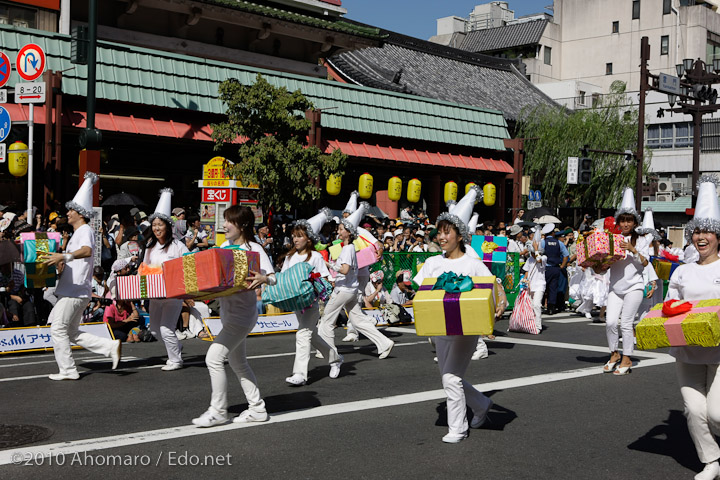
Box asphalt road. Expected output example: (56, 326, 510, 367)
(0, 312, 703, 479)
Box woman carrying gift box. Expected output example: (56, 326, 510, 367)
(596, 188, 651, 375)
(192, 205, 275, 428)
(319, 202, 395, 371)
(281, 208, 343, 386)
(143, 188, 190, 371)
(414, 185, 507, 444)
(665, 175, 720, 480)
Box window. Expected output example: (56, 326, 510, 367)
(606, 63, 613, 75)
(708, 38, 720, 66)
(544, 46, 551, 65)
(647, 125, 660, 148)
(632, 0, 640, 20)
(660, 124, 674, 148)
(663, 0, 672, 14)
(675, 122, 692, 148)
(661, 35, 669, 55)
(647, 122, 695, 149)
(612, 21, 619, 33)
(0, 4, 36, 29)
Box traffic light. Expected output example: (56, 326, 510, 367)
(578, 157, 592, 184)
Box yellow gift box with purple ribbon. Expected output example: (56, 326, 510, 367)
(413, 274, 497, 336)
(636, 300, 720, 350)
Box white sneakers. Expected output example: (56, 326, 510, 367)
(378, 342, 394, 359)
(470, 400, 493, 429)
(695, 461, 720, 480)
(48, 372, 80, 381)
(442, 432, 468, 444)
(285, 373, 306, 386)
(161, 361, 183, 371)
(110, 340, 122, 370)
(471, 349, 489, 360)
(342, 333, 359, 342)
(234, 409, 268, 423)
(329, 355, 344, 379)
(192, 410, 229, 428)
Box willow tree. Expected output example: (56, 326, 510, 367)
(517, 81, 650, 208)
(212, 74, 347, 213)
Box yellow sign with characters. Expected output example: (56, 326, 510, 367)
(203, 156, 231, 187)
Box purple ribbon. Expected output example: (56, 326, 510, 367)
(442, 292, 464, 335)
(418, 283, 493, 291)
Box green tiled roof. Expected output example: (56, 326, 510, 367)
(0, 26, 509, 150)
(641, 196, 694, 213)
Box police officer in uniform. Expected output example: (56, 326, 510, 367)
(542, 224, 569, 315)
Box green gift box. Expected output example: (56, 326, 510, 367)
(24, 262, 57, 288)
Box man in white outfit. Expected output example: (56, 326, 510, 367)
(45, 172, 122, 380)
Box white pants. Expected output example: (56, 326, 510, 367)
(149, 298, 184, 366)
(205, 310, 264, 417)
(677, 361, 720, 464)
(529, 288, 544, 332)
(319, 289, 393, 353)
(293, 304, 340, 380)
(50, 297, 116, 375)
(346, 273, 371, 337)
(435, 335, 492, 435)
(605, 289, 643, 355)
(475, 337, 488, 356)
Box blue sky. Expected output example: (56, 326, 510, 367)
(341, 1, 553, 40)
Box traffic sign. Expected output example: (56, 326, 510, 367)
(16, 43, 45, 81)
(567, 156, 578, 185)
(658, 73, 680, 95)
(0, 106, 11, 143)
(0, 90, 6, 104)
(527, 200, 542, 209)
(0, 52, 11, 88)
(528, 190, 536, 201)
(0, 143, 6, 163)
(535, 190, 542, 201)
(14, 82, 45, 103)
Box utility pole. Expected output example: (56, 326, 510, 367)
(636, 37, 650, 212)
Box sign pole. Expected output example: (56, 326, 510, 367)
(27, 103, 33, 220)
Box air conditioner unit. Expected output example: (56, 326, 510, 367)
(672, 181, 687, 194)
(656, 193, 674, 202)
(658, 181, 672, 192)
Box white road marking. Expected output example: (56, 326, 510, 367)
(0, 355, 674, 465)
(545, 318, 595, 324)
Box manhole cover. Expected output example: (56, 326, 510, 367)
(0, 424, 54, 449)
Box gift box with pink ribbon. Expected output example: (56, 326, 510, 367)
(575, 230, 626, 268)
(636, 300, 720, 350)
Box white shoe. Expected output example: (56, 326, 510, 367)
(342, 334, 359, 342)
(176, 330, 191, 340)
(470, 400, 494, 429)
(315, 350, 324, 359)
(192, 409, 228, 428)
(695, 461, 720, 480)
(433, 356, 438, 363)
(49, 372, 80, 381)
(442, 432, 468, 444)
(378, 342, 394, 359)
(584, 312, 593, 320)
(161, 362, 183, 371)
(471, 349, 489, 360)
(285, 373, 306, 386)
(110, 339, 122, 370)
(329, 355, 344, 379)
(233, 409, 268, 423)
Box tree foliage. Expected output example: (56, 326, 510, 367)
(517, 81, 650, 208)
(211, 74, 346, 213)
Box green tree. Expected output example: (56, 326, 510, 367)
(212, 74, 347, 213)
(517, 81, 650, 208)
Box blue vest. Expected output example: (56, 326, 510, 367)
(545, 236, 563, 267)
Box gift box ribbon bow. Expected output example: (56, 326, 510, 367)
(431, 273, 476, 293)
(662, 299, 692, 317)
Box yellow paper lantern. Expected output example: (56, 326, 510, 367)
(483, 183, 496, 206)
(444, 181, 458, 204)
(8, 141, 28, 177)
(358, 173, 373, 199)
(465, 182, 477, 195)
(407, 178, 421, 203)
(326, 174, 342, 196)
(388, 176, 402, 202)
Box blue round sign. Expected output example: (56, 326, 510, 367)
(0, 106, 11, 143)
(536, 190, 542, 201)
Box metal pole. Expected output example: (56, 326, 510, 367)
(636, 37, 649, 211)
(27, 103, 34, 220)
(692, 108, 702, 204)
(87, 0, 97, 131)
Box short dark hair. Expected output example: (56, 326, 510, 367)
(225, 205, 255, 243)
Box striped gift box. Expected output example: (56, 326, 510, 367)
(117, 274, 166, 300)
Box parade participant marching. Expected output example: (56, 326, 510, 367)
(319, 202, 394, 368)
(192, 205, 275, 427)
(523, 225, 547, 333)
(282, 208, 343, 385)
(636, 208, 662, 319)
(598, 188, 650, 375)
(414, 187, 506, 443)
(45, 172, 122, 380)
(143, 189, 189, 371)
(665, 176, 720, 480)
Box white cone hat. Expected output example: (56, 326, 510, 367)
(686, 175, 720, 242)
(148, 188, 174, 225)
(341, 201, 369, 237)
(343, 190, 359, 214)
(614, 187, 640, 223)
(446, 199, 457, 212)
(297, 207, 332, 244)
(637, 208, 661, 240)
(467, 213, 479, 233)
(66, 172, 98, 219)
(436, 185, 480, 242)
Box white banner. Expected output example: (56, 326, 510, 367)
(0, 322, 113, 354)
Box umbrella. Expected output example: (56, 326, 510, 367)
(522, 207, 554, 221)
(591, 219, 605, 228)
(535, 215, 561, 224)
(0, 240, 20, 265)
(516, 221, 537, 227)
(101, 192, 147, 207)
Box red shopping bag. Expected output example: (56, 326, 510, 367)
(508, 289, 539, 335)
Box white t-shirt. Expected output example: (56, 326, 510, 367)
(185, 228, 209, 253)
(56, 223, 95, 298)
(143, 238, 189, 266)
(414, 253, 491, 286)
(507, 238, 522, 254)
(218, 240, 274, 326)
(609, 234, 651, 295)
(666, 261, 720, 364)
(364, 281, 392, 305)
(281, 250, 330, 279)
(333, 244, 358, 293)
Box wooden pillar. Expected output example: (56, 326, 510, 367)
(78, 149, 100, 205)
(428, 174, 442, 220)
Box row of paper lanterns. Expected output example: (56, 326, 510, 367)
(326, 173, 496, 206)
